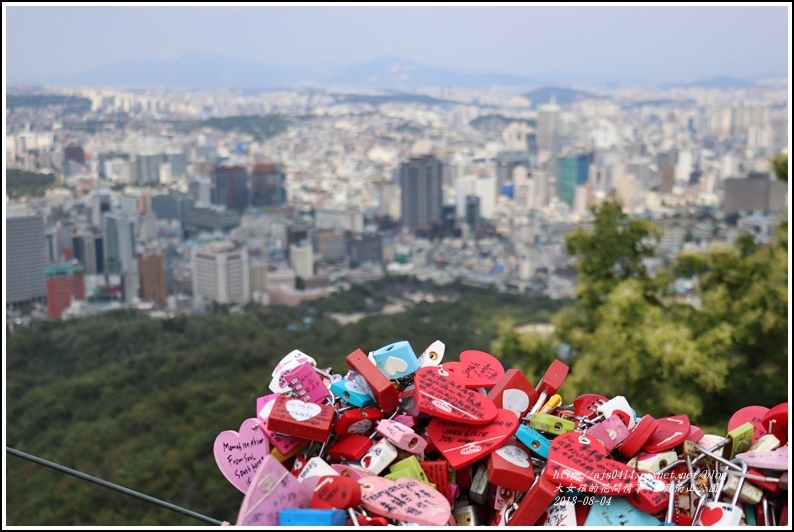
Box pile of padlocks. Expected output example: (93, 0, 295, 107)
(213, 340, 789, 526)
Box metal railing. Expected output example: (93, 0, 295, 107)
(6, 447, 224, 526)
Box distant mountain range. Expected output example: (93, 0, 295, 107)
(15, 52, 781, 93)
(48, 53, 538, 89)
(522, 86, 604, 107)
(661, 77, 758, 90)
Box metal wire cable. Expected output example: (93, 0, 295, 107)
(6, 446, 224, 526)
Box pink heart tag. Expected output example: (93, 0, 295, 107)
(236, 455, 310, 526)
(359, 475, 451, 526)
(544, 432, 639, 495)
(735, 446, 788, 470)
(443, 350, 505, 388)
(428, 409, 519, 469)
(414, 366, 497, 424)
(213, 418, 271, 493)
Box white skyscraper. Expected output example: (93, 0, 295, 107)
(192, 241, 250, 305)
(537, 101, 561, 159)
(289, 242, 314, 280)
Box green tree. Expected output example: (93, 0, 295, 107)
(564, 195, 662, 314)
(770, 152, 788, 182)
(502, 195, 788, 425)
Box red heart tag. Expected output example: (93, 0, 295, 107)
(442, 350, 505, 388)
(428, 409, 519, 469)
(728, 406, 769, 445)
(359, 475, 451, 526)
(311, 475, 361, 510)
(643, 415, 690, 452)
(414, 366, 497, 424)
(700, 506, 724, 526)
(544, 432, 639, 495)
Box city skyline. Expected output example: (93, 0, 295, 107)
(4, 3, 791, 87)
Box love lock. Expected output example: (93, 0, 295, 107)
(694, 459, 749, 526)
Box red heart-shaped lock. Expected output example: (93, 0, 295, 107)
(643, 415, 690, 452)
(414, 366, 497, 424)
(544, 432, 639, 495)
(358, 475, 451, 526)
(428, 409, 519, 469)
(728, 406, 769, 445)
(761, 403, 787, 445)
(311, 475, 362, 509)
(442, 350, 505, 388)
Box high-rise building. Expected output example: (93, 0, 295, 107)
(723, 174, 788, 214)
(165, 150, 187, 179)
(348, 234, 383, 268)
(102, 212, 139, 301)
(289, 242, 314, 280)
(558, 153, 592, 205)
(211, 165, 250, 213)
(537, 101, 561, 158)
(72, 229, 102, 274)
(63, 144, 85, 165)
(251, 163, 287, 208)
(192, 241, 250, 305)
(313, 230, 347, 262)
(135, 153, 164, 186)
(399, 155, 443, 232)
(45, 262, 85, 319)
(138, 252, 166, 305)
(6, 205, 47, 304)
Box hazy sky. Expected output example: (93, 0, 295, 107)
(4, 4, 791, 85)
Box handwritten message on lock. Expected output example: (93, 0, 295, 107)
(442, 350, 505, 388)
(415, 367, 497, 424)
(213, 418, 270, 493)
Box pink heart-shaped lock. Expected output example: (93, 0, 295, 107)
(235, 455, 310, 525)
(213, 418, 271, 493)
(358, 475, 451, 526)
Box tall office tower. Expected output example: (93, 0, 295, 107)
(192, 241, 250, 305)
(495, 152, 531, 189)
(165, 150, 187, 179)
(722, 174, 789, 214)
(348, 234, 383, 268)
(313, 230, 347, 262)
(6, 205, 47, 304)
(72, 229, 102, 274)
(465, 195, 481, 230)
(135, 152, 164, 186)
(399, 155, 443, 232)
(558, 153, 592, 205)
(211, 165, 250, 213)
(45, 263, 85, 319)
(102, 212, 139, 301)
(251, 163, 287, 208)
(189, 176, 212, 206)
(91, 190, 112, 228)
(63, 144, 85, 165)
(660, 164, 676, 194)
(537, 101, 561, 159)
(289, 242, 314, 280)
(138, 251, 166, 305)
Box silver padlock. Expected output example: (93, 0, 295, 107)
(469, 462, 490, 505)
(693, 459, 748, 526)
